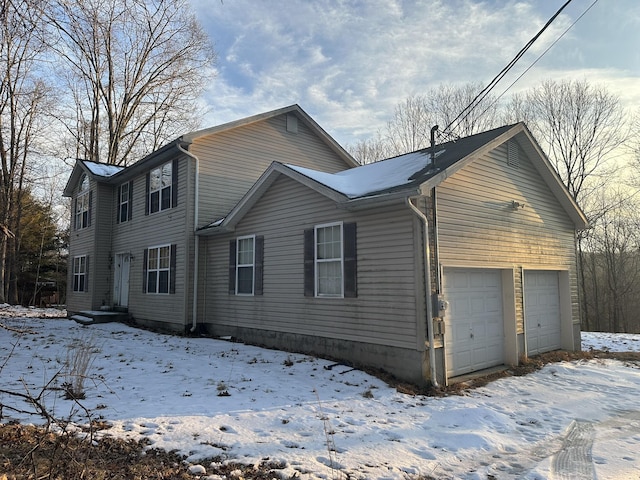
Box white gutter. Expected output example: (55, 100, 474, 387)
(176, 143, 200, 333)
(406, 196, 439, 388)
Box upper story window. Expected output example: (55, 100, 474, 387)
(117, 181, 133, 223)
(146, 161, 176, 214)
(304, 222, 357, 298)
(74, 174, 91, 230)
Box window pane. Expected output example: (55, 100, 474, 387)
(159, 246, 170, 269)
(120, 184, 129, 202)
(150, 191, 159, 213)
(318, 261, 342, 295)
(147, 271, 157, 293)
(162, 163, 172, 187)
(237, 266, 254, 294)
(161, 186, 171, 210)
(317, 225, 341, 260)
(150, 168, 161, 191)
(158, 271, 169, 294)
(148, 248, 158, 269)
(237, 238, 254, 265)
(120, 204, 128, 222)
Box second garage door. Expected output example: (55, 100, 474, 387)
(524, 270, 561, 355)
(443, 268, 505, 377)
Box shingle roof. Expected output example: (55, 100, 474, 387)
(287, 124, 516, 199)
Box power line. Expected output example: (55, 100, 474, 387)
(441, 0, 581, 138)
(485, 0, 599, 112)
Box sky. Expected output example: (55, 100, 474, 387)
(188, 0, 640, 147)
(2, 307, 640, 479)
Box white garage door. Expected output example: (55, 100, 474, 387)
(524, 270, 561, 355)
(443, 268, 504, 377)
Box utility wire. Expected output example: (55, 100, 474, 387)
(441, 0, 576, 138)
(476, 0, 599, 120)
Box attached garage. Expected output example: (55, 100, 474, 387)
(524, 270, 562, 355)
(443, 268, 505, 377)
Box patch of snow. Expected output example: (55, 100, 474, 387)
(1, 315, 639, 479)
(83, 160, 124, 177)
(287, 149, 443, 199)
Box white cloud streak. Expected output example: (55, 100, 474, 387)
(190, 0, 640, 145)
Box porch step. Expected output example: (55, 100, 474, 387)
(71, 310, 130, 325)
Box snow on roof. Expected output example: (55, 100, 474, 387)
(83, 160, 124, 178)
(287, 149, 443, 199)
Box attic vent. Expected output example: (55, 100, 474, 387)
(507, 140, 519, 168)
(286, 114, 298, 134)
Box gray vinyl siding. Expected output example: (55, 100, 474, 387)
(111, 158, 193, 329)
(66, 178, 95, 312)
(91, 183, 115, 309)
(203, 175, 422, 350)
(192, 114, 352, 228)
(436, 141, 580, 332)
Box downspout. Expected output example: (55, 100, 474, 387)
(430, 125, 442, 296)
(176, 143, 200, 333)
(407, 196, 439, 388)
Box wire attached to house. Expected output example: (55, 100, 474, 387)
(440, 0, 586, 140)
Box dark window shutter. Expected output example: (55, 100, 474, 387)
(145, 173, 150, 215)
(73, 198, 78, 230)
(303, 229, 315, 297)
(171, 159, 178, 208)
(170, 244, 177, 294)
(116, 185, 121, 224)
(343, 222, 357, 298)
(254, 236, 264, 296)
(228, 240, 237, 294)
(127, 181, 133, 220)
(84, 255, 90, 292)
(87, 191, 93, 227)
(143, 248, 148, 293)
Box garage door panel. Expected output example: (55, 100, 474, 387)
(525, 271, 561, 356)
(444, 268, 504, 377)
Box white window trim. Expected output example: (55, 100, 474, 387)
(315, 221, 344, 298)
(72, 255, 86, 292)
(236, 235, 255, 296)
(147, 244, 171, 294)
(119, 182, 130, 222)
(149, 162, 172, 214)
(75, 175, 90, 229)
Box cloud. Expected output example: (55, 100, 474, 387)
(190, 0, 640, 145)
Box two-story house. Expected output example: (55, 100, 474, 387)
(64, 106, 587, 386)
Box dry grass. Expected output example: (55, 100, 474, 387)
(1, 350, 638, 479)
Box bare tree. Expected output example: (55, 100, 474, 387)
(581, 189, 640, 333)
(0, 0, 52, 303)
(428, 82, 501, 139)
(347, 134, 393, 165)
(381, 83, 502, 158)
(524, 79, 628, 205)
(47, 0, 216, 166)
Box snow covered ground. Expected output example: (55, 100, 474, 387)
(1, 305, 639, 479)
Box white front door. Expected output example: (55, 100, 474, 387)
(443, 268, 505, 377)
(524, 270, 561, 355)
(113, 253, 130, 307)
